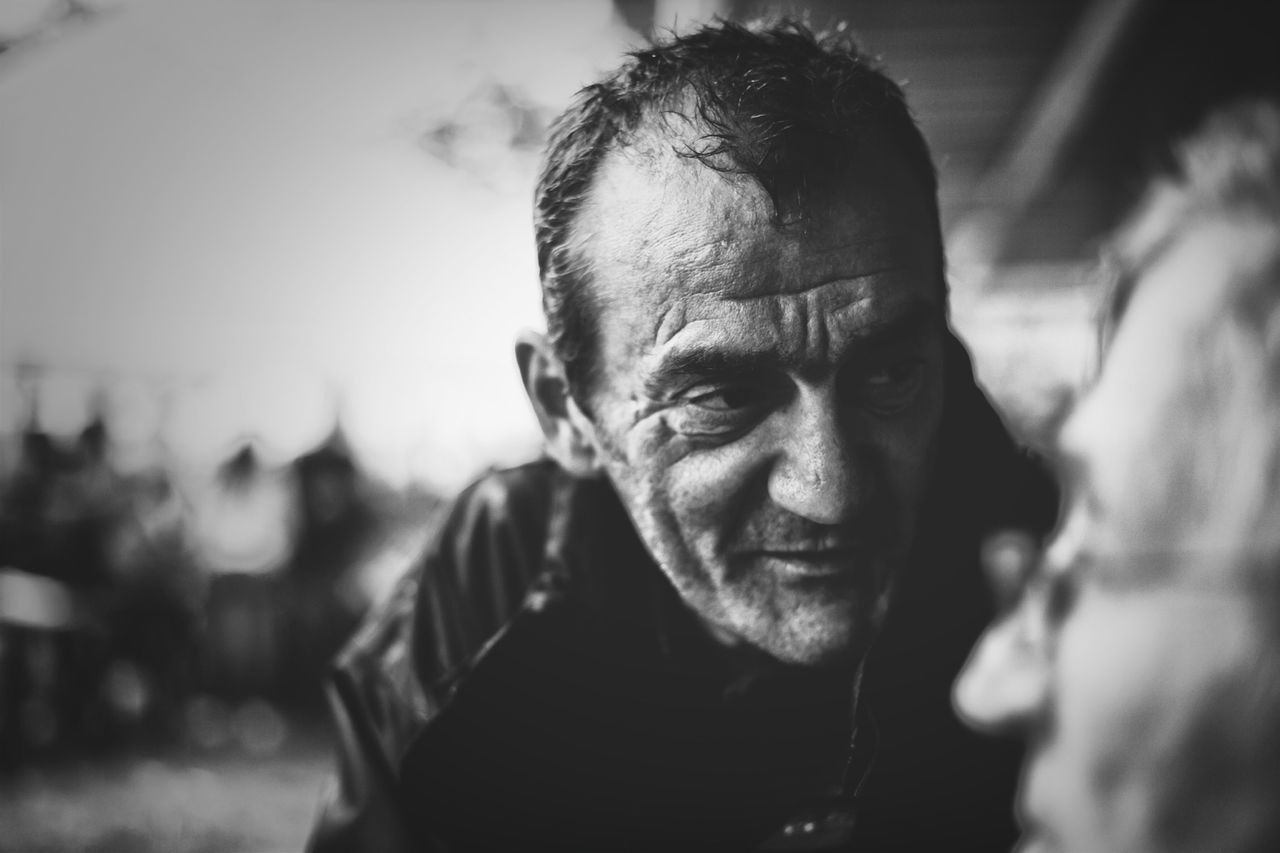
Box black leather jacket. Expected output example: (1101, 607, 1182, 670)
(306, 334, 1057, 852)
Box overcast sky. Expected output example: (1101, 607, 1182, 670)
(1, 0, 635, 488)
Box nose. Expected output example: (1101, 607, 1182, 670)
(766, 389, 871, 525)
(953, 591, 1052, 734)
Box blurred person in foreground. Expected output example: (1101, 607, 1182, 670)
(955, 99, 1280, 853)
(309, 19, 1054, 852)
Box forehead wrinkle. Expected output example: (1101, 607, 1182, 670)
(728, 273, 902, 308)
(647, 288, 910, 386)
(716, 231, 928, 301)
(831, 286, 942, 334)
(653, 302, 689, 347)
(799, 289, 823, 361)
(651, 279, 930, 361)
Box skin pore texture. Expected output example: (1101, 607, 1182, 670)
(563, 138, 945, 668)
(955, 220, 1280, 853)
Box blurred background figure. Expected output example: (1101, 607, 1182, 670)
(956, 99, 1280, 853)
(2, 0, 1278, 850)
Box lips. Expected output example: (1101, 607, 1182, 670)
(751, 547, 864, 580)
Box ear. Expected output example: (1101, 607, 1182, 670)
(515, 330, 603, 477)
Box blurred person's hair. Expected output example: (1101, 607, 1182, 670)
(1100, 99, 1280, 578)
(1098, 99, 1280, 853)
(532, 18, 941, 401)
(1104, 100, 1280, 340)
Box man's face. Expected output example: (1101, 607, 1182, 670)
(955, 222, 1280, 853)
(570, 142, 945, 667)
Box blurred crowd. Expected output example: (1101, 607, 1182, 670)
(0, 379, 443, 768)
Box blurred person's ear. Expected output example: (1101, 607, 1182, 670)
(516, 330, 603, 477)
(981, 529, 1041, 613)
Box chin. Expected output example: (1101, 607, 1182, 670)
(755, 617, 871, 669)
(784, 643, 865, 670)
(696, 578, 883, 668)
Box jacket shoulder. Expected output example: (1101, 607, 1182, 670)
(308, 460, 563, 853)
(411, 458, 560, 687)
(332, 459, 560, 762)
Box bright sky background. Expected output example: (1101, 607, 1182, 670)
(1, 0, 637, 489)
(0, 0, 1098, 491)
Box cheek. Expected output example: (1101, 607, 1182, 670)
(663, 433, 768, 531)
(1053, 598, 1168, 766)
(610, 413, 775, 548)
(1043, 594, 1259, 850)
(1025, 602, 1162, 852)
(1039, 591, 1269, 850)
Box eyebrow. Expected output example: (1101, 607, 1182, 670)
(843, 298, 941, 348)
(644, 298, 941, 398)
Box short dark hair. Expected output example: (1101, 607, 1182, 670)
(533, 18, 942, 401)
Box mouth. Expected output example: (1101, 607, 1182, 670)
(751, 548, 865, 581)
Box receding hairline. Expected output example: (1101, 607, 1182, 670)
(564, 110, 944, 279)
(531, 18, 946, 402)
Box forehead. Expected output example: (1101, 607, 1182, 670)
(580, 137, 933, 288)
(1057, 221, 1273, 560)
(574, 139, 940, 368)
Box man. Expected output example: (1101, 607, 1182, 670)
(310, 20, 1053, 852)
(955, 99, 1280, 853)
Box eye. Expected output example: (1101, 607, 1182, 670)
(855, 357, 926, 413)
(686, 384, 759, 412)
(669, 381, 776, 437)
(866, 358, 921, 386)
